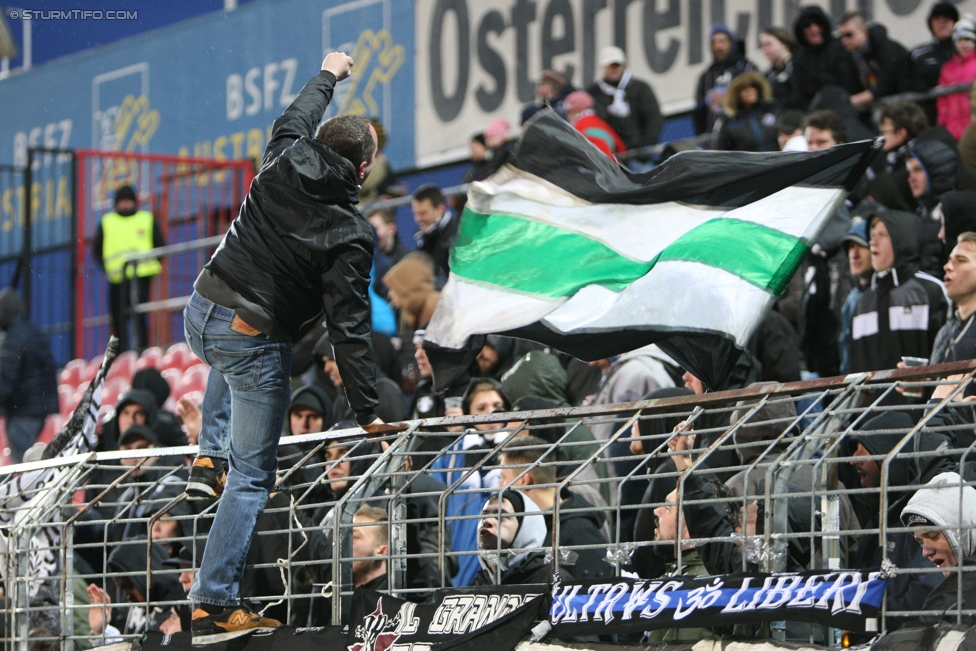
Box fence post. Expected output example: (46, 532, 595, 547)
(22, 149, 33, 316)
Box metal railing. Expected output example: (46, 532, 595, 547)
(11, 366, 976, 649)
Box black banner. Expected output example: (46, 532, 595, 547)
(348, 585, 548, 651)
(549, 570, 887, 635)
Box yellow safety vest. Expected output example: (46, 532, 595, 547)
(100, 210, 162, 284)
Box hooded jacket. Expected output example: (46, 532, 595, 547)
(473, 491, 554, 586)
(902, 472, 976, 626)
(791, 6, 860, 110)
(287, 383, 335, 433)
(902, 471, 976, 563)
(98, 388, 160, 453)
(0, 289, 58, 419)
(912, 139, 959, 214)
(106, 539, 183, 634)
(849, 211, 948, 372)
(713, 71, 779, 152)
(193, 70, 379, 425)
(849, 412, 952, 621)
(693, 42, 759, 135)
(479, 335, 520, 380)
(588, 345, 676, 442)
(724, 393, 860, 567)
(131, 368, 186, 448)
(382, 252, 440, 330)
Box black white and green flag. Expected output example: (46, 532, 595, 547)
(425, 112, 878, 390)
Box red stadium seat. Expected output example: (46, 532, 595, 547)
(83, 355, 104, 383)
(38, 414, 63, 445)
(59, 359, 87, 389)
(177, 370, 207, 401)
(66, 382, 89, 417)
(101, 377, 130, 408)
(161, 368, 183, 397)
(58, 385, 74, 417)
(137, 346, 164, 371)
(182, 364, 208, 387)
(106, 351, 138, 383)
(162, 343, 193, 372)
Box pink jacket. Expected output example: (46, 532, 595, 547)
(937, 50, 976, 140)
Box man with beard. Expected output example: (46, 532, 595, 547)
(351, 505, 389, 590)
(646, 487, 717, 643)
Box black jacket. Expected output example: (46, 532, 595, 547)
(586, 75, 664, 149)
(415, 213, 458, 289)
(0, 290, 58, 419)
(693, 53, 759, 135)
(194, 70, 379, 425)
(791, 6, 860, 110)
(332, 377, 406, 425)
(849, 210, 948, 372)
(910, 37, 956, 93)
(106, 538, 184, 635)
(914, 559, 976, 627)
(471, 552, 556, 587)
(849, 412, 953, 621)
(766, 59, 801, 111)
(543, 491, 612, 580)
(852, 24, 910, 99)
(713, 103, 779, 152)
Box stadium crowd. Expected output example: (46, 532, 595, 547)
(13, 2, 976, 647)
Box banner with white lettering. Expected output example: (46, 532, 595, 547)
(549, 571, 887, 635)
(347, 585, 548, 651)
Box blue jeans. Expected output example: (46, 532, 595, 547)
(183, 291, 292, 607)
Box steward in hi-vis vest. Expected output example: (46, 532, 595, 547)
(92, 185, 165, 351)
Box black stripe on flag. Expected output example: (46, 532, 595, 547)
(513, 110, 880, 209)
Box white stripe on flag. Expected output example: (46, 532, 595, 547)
(470, 167, 844, 262)
(428, 261, 771, 350)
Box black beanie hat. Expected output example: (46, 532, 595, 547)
(114, 185, 137, 205)
(930, 2, 960, 29)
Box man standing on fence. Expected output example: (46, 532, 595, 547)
(182, 52, 384, 644)
(92, 185, 165, 352)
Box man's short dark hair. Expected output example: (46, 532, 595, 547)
(365, 207, 396, 225)
(880, 102, 929, 140)
(775, 109, 806, 135)
(499, 435, 557, 485)
(412, 184, 445, 207)
(314, 115, 376, 169)
(802, 110, 848, 144)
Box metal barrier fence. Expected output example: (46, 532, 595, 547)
(6, 361, 976, 650)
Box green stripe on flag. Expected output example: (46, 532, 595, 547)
(450, 208, 808, 297)
(658, 218, 808, 295)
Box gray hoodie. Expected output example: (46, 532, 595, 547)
(902, 471, 976, 564)
(478, 491, 547, 578)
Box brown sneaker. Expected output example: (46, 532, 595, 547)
(186, 457, 227, 497)
(191, 605, 280, 645)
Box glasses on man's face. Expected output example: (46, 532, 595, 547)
(839, 31, 855, 39)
